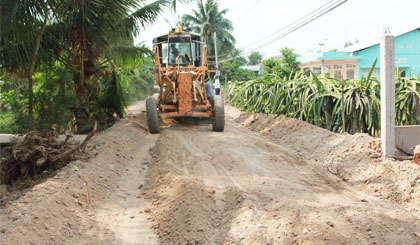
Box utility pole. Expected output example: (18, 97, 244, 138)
(341, 78, 346, 132)
(214, 32, 219, 72)
(380, 32, 395, 156)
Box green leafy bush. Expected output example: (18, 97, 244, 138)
(33, 64, 77, 132)
(0, 59, 155, 134)
(229, 64, 420, 136)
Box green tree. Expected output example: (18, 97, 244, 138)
(218, 48, 251, 81)
(279, 47, 300, 77)
(165, 15, 193, 29)
(183, 0, 235, 57)
(52, 0, 170, 131)
(169, 0, 194, 11)
(260, 48, 300, 79)
(227, 48, 248, 65)
(1, 0, 182, 132)
(219, 61, 256, 82)
(262, 59, 287, 78)
(1, 0, 52, 131)
(248, 52, 262, 65)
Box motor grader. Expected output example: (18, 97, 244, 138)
(146, 26, 224, 134)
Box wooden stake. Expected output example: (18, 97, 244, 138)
(84, 181, 91, 204)
(78, 174, 91, 205)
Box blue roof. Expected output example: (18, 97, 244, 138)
(320, 51, 352, 60)
(345, 27, 420, 52)
(299, 51, 358, 63)
(298, 53, 319, 63)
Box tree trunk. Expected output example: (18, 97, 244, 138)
(73, 71, 90, 133)
(72, 59, 96, 133)
(325, 100, 333, 130)
(28, 6, 49, 131)
(350, 108, 361, 134)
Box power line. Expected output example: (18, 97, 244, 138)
(214, 0, 340, 60)
(243, 0, 338, 51)
(222, 0, 347, 63)
(214, 0, 343, 61)
(236, 0, 263, 22)
(218, 0, 348, 64)
(247, 0, 348, 53)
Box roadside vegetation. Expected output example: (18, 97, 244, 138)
(2, 0, 417, 139)
(0, 53, 155, 134)
(0, 0, 252, 134)
(0, 0, 185, 134)
(229, 61, 420, 135)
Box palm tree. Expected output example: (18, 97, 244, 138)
(164, 15, 193, 30)
(1, 0, 52, 131)
(2, 0, 193, 131)
(50, 0, 171, 130)
(182, 0, 235, 58)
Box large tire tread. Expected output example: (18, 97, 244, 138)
(146, 96, 160, 134)
(212, 95, 225, 132)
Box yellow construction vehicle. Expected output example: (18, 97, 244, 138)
(146, 26, 224, 133)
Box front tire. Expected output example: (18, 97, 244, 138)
(146, 96, 160, 134)
(212, 95, 225, 132)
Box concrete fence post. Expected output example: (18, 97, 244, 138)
(380, 34, 395, 156)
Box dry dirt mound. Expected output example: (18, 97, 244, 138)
(0, 102, 159, 244)
(143, 133, 219, 244)
(141, 108, 420, 244)
(228, 106, 420, 211)
(1, 101, 419, 245)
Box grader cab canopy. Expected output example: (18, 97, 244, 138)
(145, 27, 224, 134)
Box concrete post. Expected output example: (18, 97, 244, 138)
(380, 34, 395, 156)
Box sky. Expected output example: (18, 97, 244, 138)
(135, 0, 420, 60)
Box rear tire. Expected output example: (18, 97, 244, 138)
(212, 95, 225, 132)
(146, 96, 160, 134)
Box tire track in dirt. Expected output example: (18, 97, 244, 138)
(143, 127, 224, 244)
(91, 101, 160, 244)
(143, 109, 420, 244)
(3, 101, 418, 245)
(94, 133, 159, 244)
(181, 130, 246, 192)
(179, 129, 247, 244)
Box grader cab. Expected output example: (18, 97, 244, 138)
(145, 26, 225, 134)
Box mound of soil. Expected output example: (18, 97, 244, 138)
(1, 101, 419, 245)
(0, 102, 158, 244)
(143, 135, 218, 244)
(228, 106, 420, 210)
(141, 106, 420, 244)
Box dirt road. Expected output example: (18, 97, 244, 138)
(1, 101, 419, 244)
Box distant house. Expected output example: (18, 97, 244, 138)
(241, 55, 282, 76)
(299, 51, 358, 79)
(346, 27, 420, 78)
(240, 64, 262, 76)
(299, 27, 420, 79)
